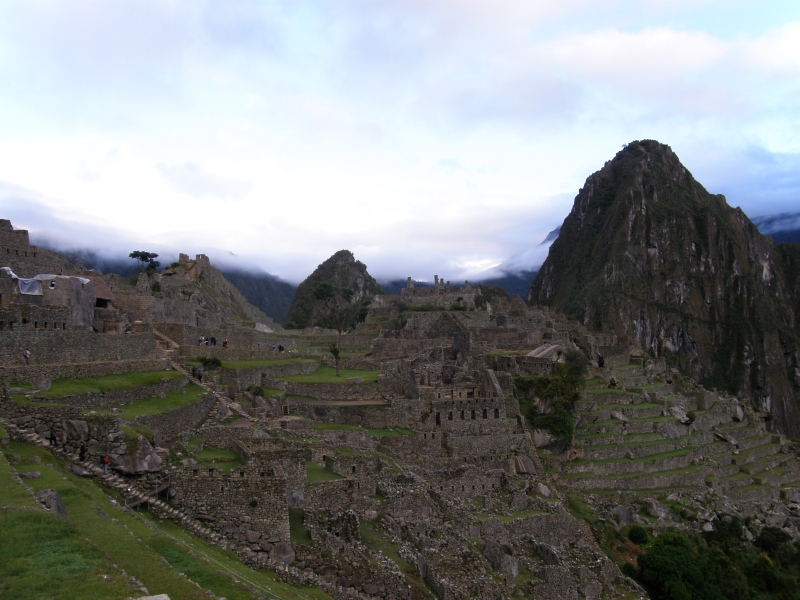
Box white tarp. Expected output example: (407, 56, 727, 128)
(0, 267, 89, 296)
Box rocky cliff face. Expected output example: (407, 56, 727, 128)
(528, 140, 800, 436)
(285, 250, 383, 330)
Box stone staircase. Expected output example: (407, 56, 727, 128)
(556, 367, 800, 507)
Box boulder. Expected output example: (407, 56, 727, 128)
(36, 489, 69, 520)
(642, 498, 673, 520)
(483, 539, 518, 577)
(19, 471, 40, 479)
(269, 541, 296, 565)
(669, 406, 690, 424)
(289, 490, 305, 509)
(346, 377, 364, 384)
(245, 530, 261, 543)
(180, 458, 197, 467)
(611, 505, 635, 528)
(610, 411, 628, 423)
(515, 455, 537, 475)
(67, 464, 91, 477)
(536, 483, 551, 498)
(732, 404, 745, 422)
(110, 437, 162, 474)
(64, 420, 89, 441)
(363, 583, 379, 595)
(34, 379, 51, 391)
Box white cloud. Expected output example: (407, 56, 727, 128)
(156, 163, 252, 200)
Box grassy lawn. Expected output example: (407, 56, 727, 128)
(313, 422, 363, 431)
(306, 461, 343, 483)
(85, 383, 207, 418)
(36, 371, 183, 398)
(0, 441, 330, 600)
(289, 509, 312, 544)
(194, 446, 242, 473)
(280, 366, 380, 384)
(367, 427, 414, 436)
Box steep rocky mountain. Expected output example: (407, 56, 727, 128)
(284, 250, 383, 330)
(528, 140, 800, 437)
(217, 269, 295, 325)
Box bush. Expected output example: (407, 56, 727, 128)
(151, 281, 161, 293)
(198, 357, 222, 370)
(246, 386, 265, 398)
(686, 410, 696, 424)
(629, 525, 649, 546)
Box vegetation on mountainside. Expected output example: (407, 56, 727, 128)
(284, 250, 383, 330)
(474, 283, 510, 310)
(624, 522, 800, 600)
(515, 349, 588, 443)
(220, 269, 296, 325)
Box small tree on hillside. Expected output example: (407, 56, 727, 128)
(129, 251, 160, 273)
(314, 283, 355, 376)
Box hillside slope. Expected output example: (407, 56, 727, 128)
(285, 250, 383, 330)
(528, 140, 800, 436)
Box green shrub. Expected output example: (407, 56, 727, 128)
(628, 525, 649, 546)
(151, 281, 161, 293)
(686, 410, 696, 424)
(198, 357, 222, 370)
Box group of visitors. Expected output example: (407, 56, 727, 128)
(271, 343, 285, 352)
(49, 427, 109, 473)
(198, 335, 229, 348)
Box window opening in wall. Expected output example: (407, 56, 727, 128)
(471, 410, 476, 420)
(193, 470, 198, 475)
(62, 323, 66, 329)
(495, 408, 499, 418)
(221, 486, 224, 492)
(460, 410, 464, 419)
(34, 322, 37, 328)
(22, 318, 27, 324)
(482, 409, 487, 419)
(423, 433, 427, 439)
(432, 433, 435, 439)
(9, 321, 13, 329)
(435, 412, 440, 425)
(461, 485, 465, 491)
(49, 281, 55, 289)
(448, 412, 453, 420)
(240, 471, 245, 477)
(351, 466, 356, 474)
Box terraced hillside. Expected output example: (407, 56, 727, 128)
(550, 361, 800, 510)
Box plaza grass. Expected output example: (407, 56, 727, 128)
(280, 366, 380, 384)
(36, 370, 183, 398)
(306, 461, 343, 483)
(0, 441, 331, 600)
(194, 446, 242, 473)
(84, 383, 208, 418)
(211, 358, 317, 371)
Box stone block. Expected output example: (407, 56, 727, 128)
(245, 530, 261, 543)
(536, 483, 551, 498)
(270, 541, 296, 565)
(64, 419, 89, 441)
(36, 489, 68, 520)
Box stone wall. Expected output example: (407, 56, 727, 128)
(304, 479, 361, 512)
(137, 394, 216, 445)
(0, 330, 158, 366)
(0, 395, 121, 459)
(283, 381, 382, 401)
(446, 433, 532, 458)
(220, 361, 319, 395)
(291, 398, 426, 430)
(234, 438, 308, 497)
(377, 433, 445, 462)
(170, 465, 289, 543)
(188, 425, 270, 450)
(1, 357, 171, 385)
(368, 337, 451, 360)
(33, 376, 187, 409)
(491, 355, 555, 377)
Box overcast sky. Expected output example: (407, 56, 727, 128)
(1, 1, 799, 284)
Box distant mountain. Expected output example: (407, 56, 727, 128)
(379, 279, 433, 295)
(475, 270, 538, 299)
(218, 269, 296, 325)
(752, 212, 800, 244)
(284, 250, 383, 330)
(528, 140, 800, 437)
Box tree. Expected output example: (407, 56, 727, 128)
(313, 283, 355, 376)
(129, 251, 160, 273)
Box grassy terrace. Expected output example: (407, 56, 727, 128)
(306, 461, 343, 484)
(589, 447, 693, 465)
(221, 358, 317, 371)
(584, 388, 640, 396)
(34, 371, 183, 398)
(280, 366, 380, 384)
(312, 423, 414, 436)
(194, 446, 243, 473)
(83, 383, 207, 418)
(0, 440, 330, 600)
(582, 436, 687, 452)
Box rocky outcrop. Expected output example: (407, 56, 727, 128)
(528, 140, 800, 437)
(111, 436, 162, 474)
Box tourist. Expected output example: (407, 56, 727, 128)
(272, 343, 276, 352)
(49, 426, 57, 446)
(102, 454, 110, 475)
(60, 430, 68, 451)
(22, 348, 30, 365)
(79, 441, 86, 462)
(198, 336, 205, 346)
(223, 338, 228, 348)
(278, 344, 284, 353)
(210, 336, 216, 347)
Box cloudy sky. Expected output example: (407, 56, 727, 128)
(1, 1, 799, 283)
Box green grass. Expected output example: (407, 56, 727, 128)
(0, 454, 39, 509)
(9, 382, 34, 390)
(289, 509, 312, 544)
(565, 492, 597, 525)
(36, 370, 183, 398)
(306, 461, 343, 483)
(194, 446, 242, 473)
(0, 441, 331, 600)
(367, 427, 414, 436)
(84, 383, 208, 418)
(12, 393, 70, 407)
(280, 366, 380, 384)
(0, 423, 7, 439)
